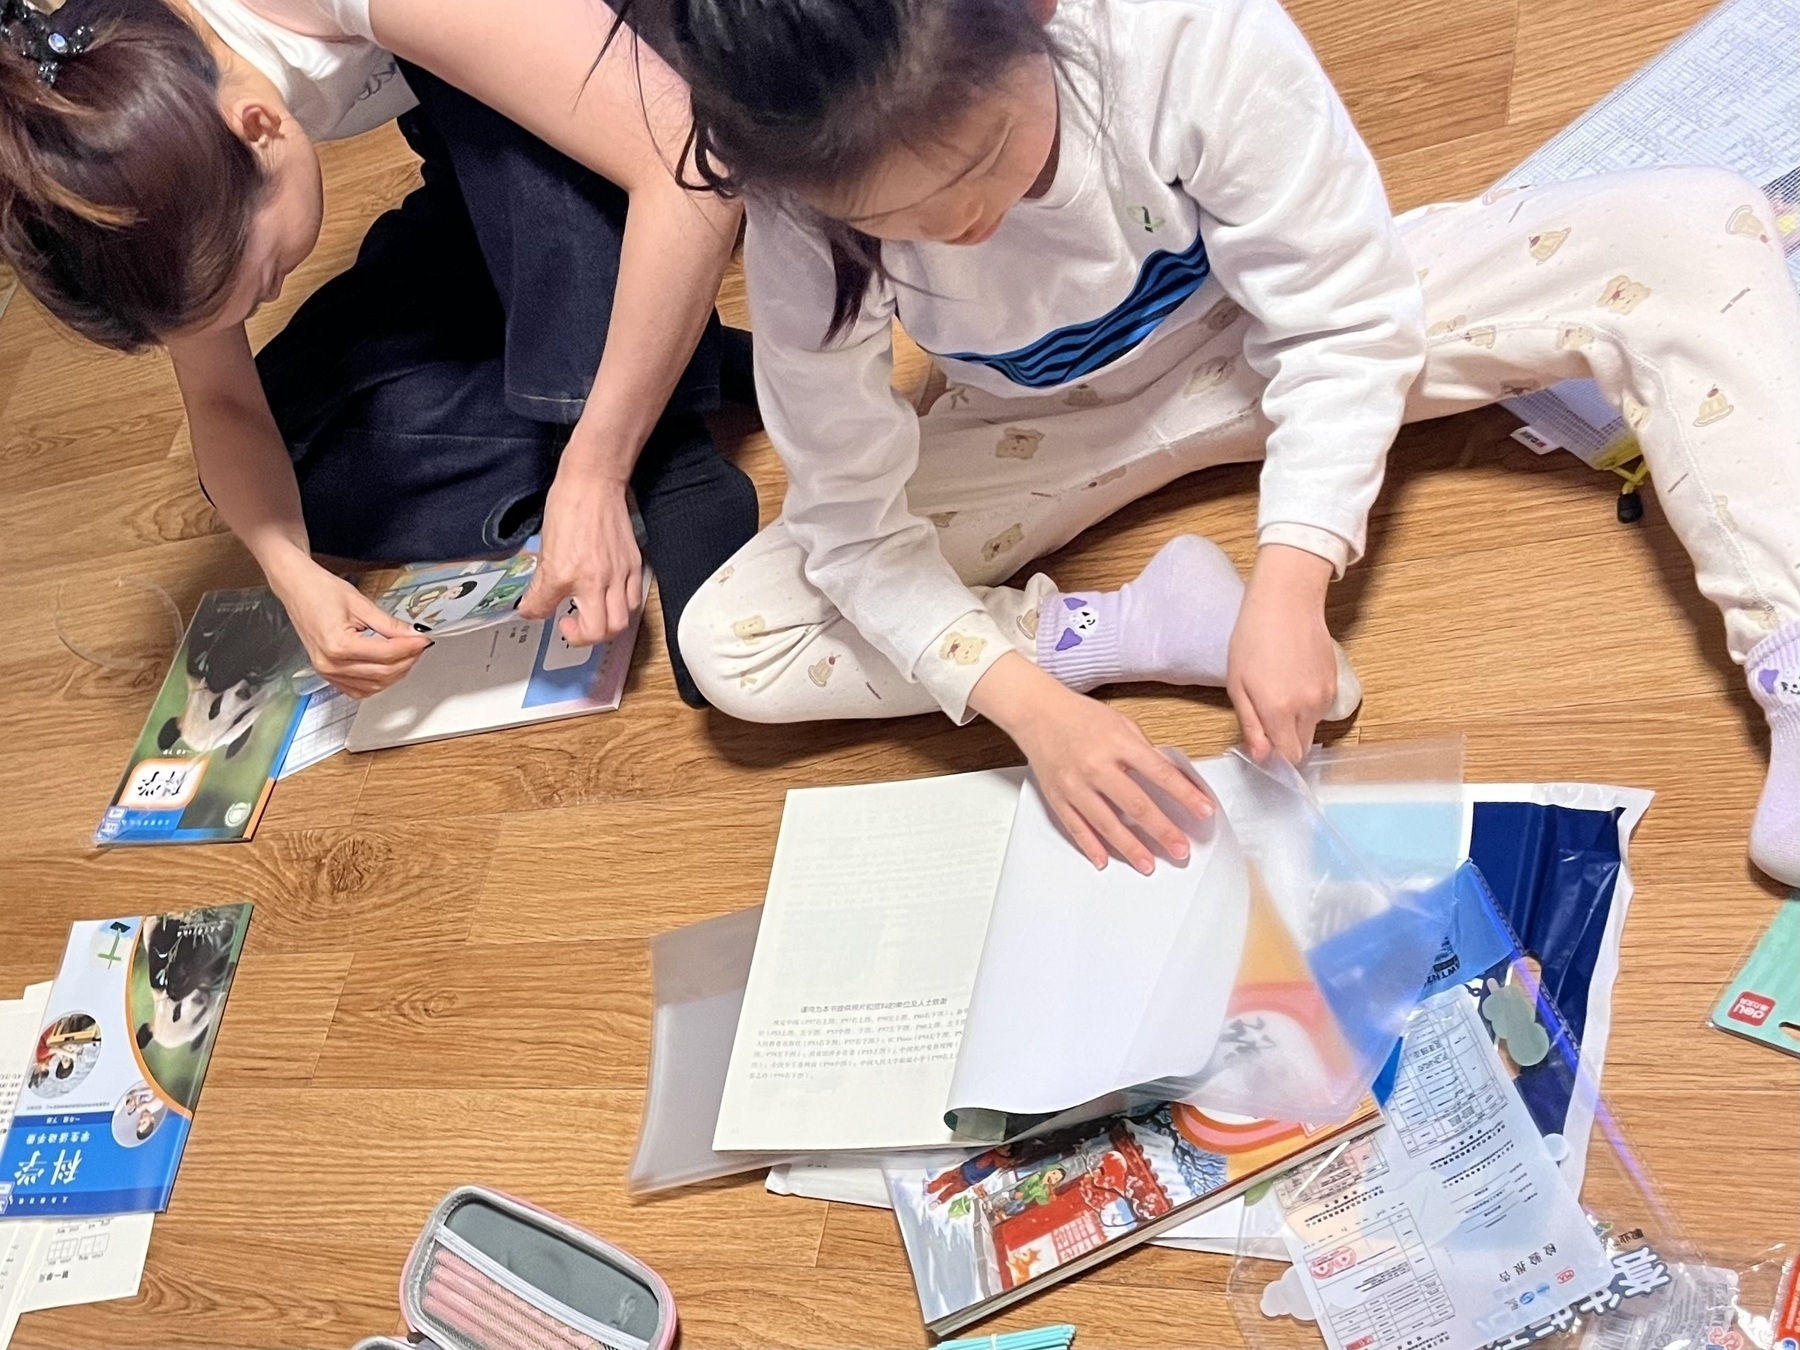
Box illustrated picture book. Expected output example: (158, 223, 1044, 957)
(0, 905, 251, 1217)
(375, 549, 537, 637)
(96, 589, 313, 847)
(1710, 899, 1800, 1058)
(887, 1099, 1379, 1336)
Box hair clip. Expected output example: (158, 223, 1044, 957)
(0, 0, 91, 85)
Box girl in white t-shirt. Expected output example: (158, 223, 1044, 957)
(0, 0, 754, 705)
(662, 0, 1800, 885)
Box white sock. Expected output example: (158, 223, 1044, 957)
(1748, 622, 1800, 887)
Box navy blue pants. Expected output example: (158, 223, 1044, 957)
(256, 61, 758, 706)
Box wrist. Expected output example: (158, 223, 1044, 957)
(560, 419, 645, 488)
(968, 651, 1064, 740)
(1249, 542, 1334, 605)
(255, 535, 318, 592)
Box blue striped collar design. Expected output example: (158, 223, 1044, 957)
(929, 229, 1212, 389)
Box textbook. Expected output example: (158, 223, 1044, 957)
(346, 595, 638, 751)
(347, 542, 639, 751)
(887, 1100, 1380, 1336)
(0, 905, 251, 1217)
(1710, 899, 1800, 1058)
(96, 590, 312, 847)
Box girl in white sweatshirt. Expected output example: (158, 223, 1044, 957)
(667, 0, 1800, 885)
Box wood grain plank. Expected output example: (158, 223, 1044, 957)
(312, 941, 651, 1090)
(206, 952, 356, 1084)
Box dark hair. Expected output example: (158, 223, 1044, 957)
(0, 0, 269, 350)
(645, 0, 1060, 340)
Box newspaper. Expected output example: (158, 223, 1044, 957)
(1492, 0, 1800, 459)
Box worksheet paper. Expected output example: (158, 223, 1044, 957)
(714, 763, 1249, 1152)
(1492, 0, 1800, 459)
(0, 984, 153, 1346)
(1269, 989, 1613, 1350)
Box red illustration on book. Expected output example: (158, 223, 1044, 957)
(990, 1125, 1172, 1291)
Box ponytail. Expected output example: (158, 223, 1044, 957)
(0, 0, 267, 349)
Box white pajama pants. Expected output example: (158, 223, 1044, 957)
(681, 167, 1800, 723)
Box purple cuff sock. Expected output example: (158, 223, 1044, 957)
(1037, 590, 1123, 692)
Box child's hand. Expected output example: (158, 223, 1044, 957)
(270, 555, 430, 699)
(1226, 543, 1337, 763)
(519, 467, 643, 646)
(970, 653, 1214, 872)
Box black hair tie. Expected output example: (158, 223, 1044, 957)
(0, 0, 93, 86)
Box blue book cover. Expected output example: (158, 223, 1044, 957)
(95, 589, 311, 846)
(0, 905, 251, 1217)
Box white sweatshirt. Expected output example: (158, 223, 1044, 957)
(744, 0, 1427, 714)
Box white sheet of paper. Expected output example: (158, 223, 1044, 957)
(714, 770, 1025, 1152)
(948, 764, 1247, 1117)
(19, 1214, 153, 1312)
(1273, 989, 1613, 1350)
(0, 984, 51, 1350)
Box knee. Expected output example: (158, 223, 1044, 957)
(1620, 166, 1776, 246)
(674, 580, 767, 722)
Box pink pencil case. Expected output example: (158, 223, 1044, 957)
(354, 1186, 676, 1350)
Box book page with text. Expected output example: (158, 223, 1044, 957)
(713, 769, 1024, 1152)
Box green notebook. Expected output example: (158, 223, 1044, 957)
(1710, 899, 1800, 1059)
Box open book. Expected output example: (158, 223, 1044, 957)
(713, 752, 1422, 1153)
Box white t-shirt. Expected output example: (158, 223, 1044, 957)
(745, 0, 1425, 705)
(186, 0, 414, 141)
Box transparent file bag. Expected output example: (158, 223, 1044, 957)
(1227, 861, 1797, 1350)
(1171, 740, 1468, 1126)
(351, 1185, 676, 1350)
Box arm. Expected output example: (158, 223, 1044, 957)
(368, 0, 740, 642)
(167, 324, 429, 695)
(1166, 0, 1426, 757)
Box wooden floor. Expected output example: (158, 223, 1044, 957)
(4, 0, 1796, 1345)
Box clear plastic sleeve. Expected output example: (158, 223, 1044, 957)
(1168, 744, 1463, 1125)
(626, 906, 799, 1194)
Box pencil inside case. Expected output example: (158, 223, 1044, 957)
(398, 1186, 676, 1350)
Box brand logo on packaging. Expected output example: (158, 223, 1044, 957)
(1728, 991, 1776, 1026)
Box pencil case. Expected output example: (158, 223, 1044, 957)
(353, 1185, 676, 1350)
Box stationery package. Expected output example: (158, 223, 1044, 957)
(354, 1187, 676, 1350)
(0, 905, 251, 1217)
(1709, 899, 1800, 1059)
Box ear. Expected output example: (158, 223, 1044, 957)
(222, 97, 291, 156)
(157, 718, 181, 751)
(1029, 0, 1057, 22)
(136, 1023, 153, 1050)
(225, 723, 255, 759)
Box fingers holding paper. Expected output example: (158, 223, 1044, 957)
(983, 671, 1212, 873)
